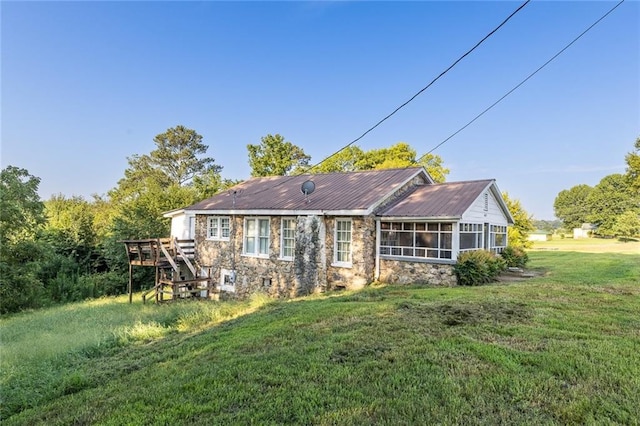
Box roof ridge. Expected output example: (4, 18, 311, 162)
(433, 178, 495, 185)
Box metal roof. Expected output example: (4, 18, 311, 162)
(186, 167, 427, 213)
(377, 179, 495, 218)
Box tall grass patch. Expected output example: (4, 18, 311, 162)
(2, 251, 639, 424)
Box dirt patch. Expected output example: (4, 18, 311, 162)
(496, 268, 545, 283)
(397, 300, 532, 326)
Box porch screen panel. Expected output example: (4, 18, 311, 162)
(459, 223, 483, 252)
(380, 221, 453, 260)
(490, 225, 507, 253)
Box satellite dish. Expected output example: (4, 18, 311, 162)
(301, 180, 315, 203)
(301, 180, 315, 195)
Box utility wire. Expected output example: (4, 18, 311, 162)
(417, 0, 625, 162)
(238, 1, 531, 198)
(306, 0, 530, 172)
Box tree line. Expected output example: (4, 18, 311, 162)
(1, 126, 530, 314)
(553, 137, 640, 239)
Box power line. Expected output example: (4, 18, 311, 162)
(417, 0, 626, 162)
(307, 0, 531, 172)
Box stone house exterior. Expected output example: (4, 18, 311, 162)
(164, 167, 514, 299)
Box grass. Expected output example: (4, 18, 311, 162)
(531, 237, 640, 254)
(1, 250, 639, 425)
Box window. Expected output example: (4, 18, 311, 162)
(207, 216, 230, 241)
(280, 218, 296, 260)
(490, 225, 507, 253)
(380, 222, 453, 260)
(334, 219, 352, 266)
(459, 223, 483, 252)
(262, 278, 272, 289)
(244, 217, 270, 257)
(220, 268, 235, 292)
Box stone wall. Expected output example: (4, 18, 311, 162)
(378, 259, 456, 286)
(195, 215, 315, 299)
(325, 216, 375, 290)
(195, 214, 380, 299)
(194, 211, 454, 299)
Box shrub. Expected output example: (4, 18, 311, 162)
(500, 246, 529, 268)
(454, 250, 506, 286)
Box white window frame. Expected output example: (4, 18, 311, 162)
(219, 268, 235, 293)
(243, 217, 270, 258)
(280, 218, 296, 261)
(207, 216, 230, 241)
(333, 218, 352, 267)
(459, 223, 484, 252)
(490, 224, 508, 253)
(379, 221, 453, 261)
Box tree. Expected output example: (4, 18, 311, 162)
(553, 184, 593, 230)
(0, 166, 45, 244)
(0, 166, 47, 313)
(358, 142, 418, 170)
(149, 125, 221, 186)
(45, 194, 97, 248)
(314, 142, 449, 182)
(311, 146, 365, 173)
(586, 173, 639, 236)
(247, 134, 311, 177)
(359, 143, 449, 183)
(417, 153, 449, 184)
(625, 137, 640, 191)
(104, 126, 224, 293)
(611, 210, 640, 241)
(192, 169, 240, 200)
(502, 192, 535, 248)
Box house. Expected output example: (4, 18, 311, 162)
(163, 167, 514, 299)
(573, 223, 596, 239)
(528, 230, 553, 242)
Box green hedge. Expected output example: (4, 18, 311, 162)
(454, 250, 506, 286)
(500, 246, 529, 268)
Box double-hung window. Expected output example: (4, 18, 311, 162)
(334, 218, 352, 266)
(244, 217, 270, 257)
(280, 218, 296, 260)
(207, 216, 230, 240)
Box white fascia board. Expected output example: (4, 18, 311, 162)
(489, 181, 515, 225)
(376, 216, 461, 222)
(185, 209, 369, 216)
(365, 168, 429, 215)
(162, 208, 185, 218)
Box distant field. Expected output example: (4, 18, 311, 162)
(2, 250, 639, 425)
(531, 237, 640, 254)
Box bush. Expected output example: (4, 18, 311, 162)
(500, 246, 529, 268)
(454, 250, 506, 286)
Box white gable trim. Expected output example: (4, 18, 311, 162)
(460, 181, 514, 225)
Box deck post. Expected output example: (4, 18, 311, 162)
(128, 263, 133, 304)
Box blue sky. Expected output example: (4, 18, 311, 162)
(2, 1, 638, 220)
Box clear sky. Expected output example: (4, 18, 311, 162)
(2, 1, 638, 220)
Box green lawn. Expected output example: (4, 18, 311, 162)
(531, 237, 640, 254)
(1, 251, 639, 425)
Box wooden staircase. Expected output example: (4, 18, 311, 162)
(122, 238, 214, 304)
